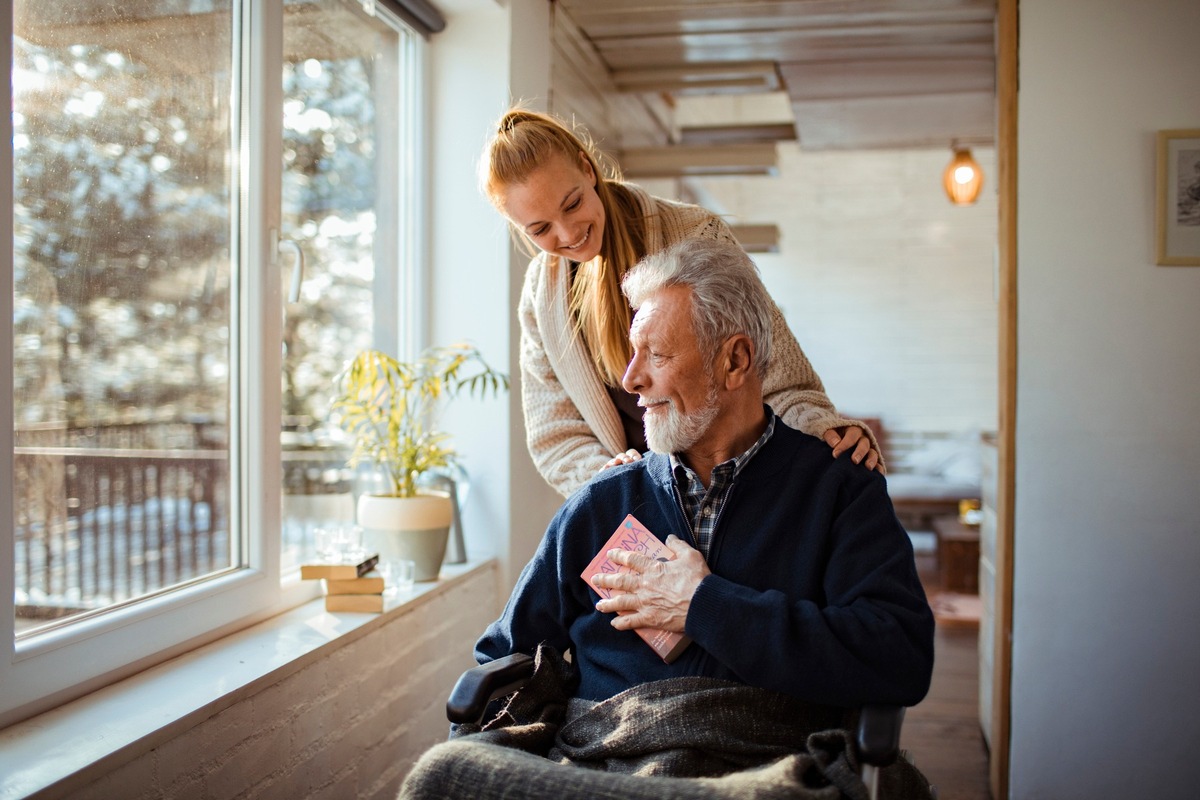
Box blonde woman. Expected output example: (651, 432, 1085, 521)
(483, 109, 881, 497)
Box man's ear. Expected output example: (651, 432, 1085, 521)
(719, 334, 755, 390)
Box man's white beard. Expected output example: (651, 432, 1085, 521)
(643, 383, 720, 455)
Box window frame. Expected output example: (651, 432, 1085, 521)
(1, 0, 425, 728)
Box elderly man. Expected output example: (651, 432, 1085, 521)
(400, 239, 934, 799)
(475, 237, 933, 707)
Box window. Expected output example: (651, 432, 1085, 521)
(12, 0, 240, 638)
(3, 0, 423, 726)
(279, 0, 418, 573)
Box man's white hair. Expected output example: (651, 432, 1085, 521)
(621, 238, 773, 376)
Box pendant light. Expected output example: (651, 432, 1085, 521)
(942, 144, 984, 206)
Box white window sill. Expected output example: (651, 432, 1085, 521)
(0, 560, 494, 800)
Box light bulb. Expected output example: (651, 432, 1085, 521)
(943, 147, 983, 205)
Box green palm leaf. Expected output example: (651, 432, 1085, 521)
(331, 344, 509, 497)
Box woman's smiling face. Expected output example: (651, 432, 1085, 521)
(499, 151, 606, 263)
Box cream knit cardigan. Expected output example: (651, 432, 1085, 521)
(518, 183, 876, 497)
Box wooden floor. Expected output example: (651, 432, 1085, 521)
(901, 553, 993, 799)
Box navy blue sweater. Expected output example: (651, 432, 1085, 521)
(476, 422, 935, 709)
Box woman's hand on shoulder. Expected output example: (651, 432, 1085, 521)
(822, 426, 883, 472)
(600, 449, 643, 472)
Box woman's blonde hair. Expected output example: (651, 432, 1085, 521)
(481, 108, 646, 386)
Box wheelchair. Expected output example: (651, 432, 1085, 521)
(443, 652, 918, 800)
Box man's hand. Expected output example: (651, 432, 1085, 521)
(822, 426, 883, 472)
(589, 535, 710, 633)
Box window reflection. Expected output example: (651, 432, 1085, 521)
(279, 0, 408, 571)
(12, 2, 236, 634)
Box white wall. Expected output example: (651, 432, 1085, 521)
(428, 0, 561, 588)
(1013, 1, 1200, 796)
(501, 2, 569, 574)
(697, 146, 999, 438)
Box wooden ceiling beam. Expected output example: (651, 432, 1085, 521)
(612, 61, 782, 94)
(598, 41, 995, 70)
(617, 144, 779, 178)
(729, 224, 781, 254)
(791, 92, 995, 150)
(679, 123, 797, 146)
(558, 0, 997, 152)
(779, 58, 994, 101)
(590, 21, 995, 49)
(559, 0, 997, 38)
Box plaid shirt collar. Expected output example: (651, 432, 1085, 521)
(670, 410, 776, 559)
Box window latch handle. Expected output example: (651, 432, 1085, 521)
(277, 238, 305, 304)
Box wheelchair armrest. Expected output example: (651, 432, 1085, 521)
(855, 704, 906, 766)
(446, 652, 536, 725)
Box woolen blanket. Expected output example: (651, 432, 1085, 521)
(401, 646, 932, 799)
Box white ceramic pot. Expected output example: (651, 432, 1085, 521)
(356, 491, 452, 582)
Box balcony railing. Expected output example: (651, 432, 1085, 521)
(13, 421, 230, 630)
(13, 448, 231, 627)
(12, 420, 359, 632)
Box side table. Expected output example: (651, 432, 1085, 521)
(931, 515, 981, 594)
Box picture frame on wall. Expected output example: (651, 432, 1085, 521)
(1156, 128, 1200, 266)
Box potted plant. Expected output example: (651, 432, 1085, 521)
(331, 344, 508, 580)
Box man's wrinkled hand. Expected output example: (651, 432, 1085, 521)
(589, 535, 710, 633)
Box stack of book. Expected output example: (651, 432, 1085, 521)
(301, 553, 385, 612)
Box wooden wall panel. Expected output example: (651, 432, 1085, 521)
(549, 4, 671, 161)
